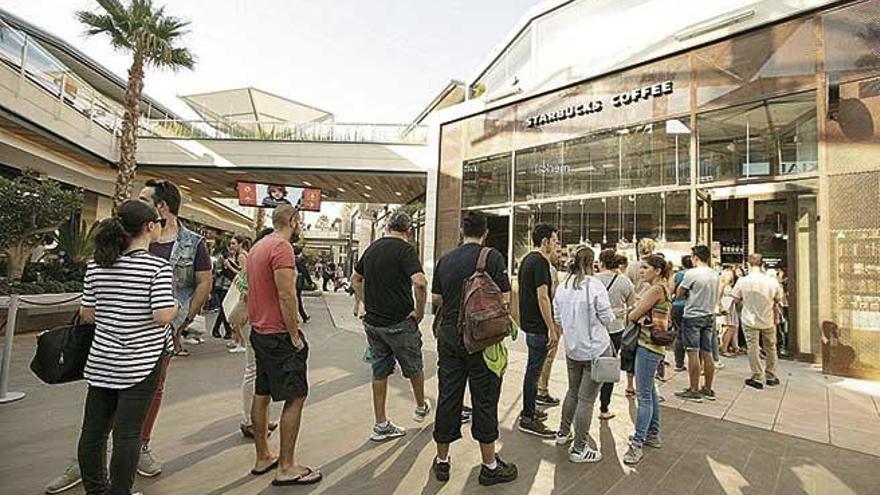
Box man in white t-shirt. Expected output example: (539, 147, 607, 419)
(732, 253, 784, 390)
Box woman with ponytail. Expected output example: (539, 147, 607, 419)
(77, 199, 178, 495)
(551, 246, 615, 464)
(623, 254, 671, 466)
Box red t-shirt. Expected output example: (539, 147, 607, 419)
(246, 234, 296, 334)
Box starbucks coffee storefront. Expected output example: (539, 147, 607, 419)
(434, 0, 880, 379)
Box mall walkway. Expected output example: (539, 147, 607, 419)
(1, 295, 878, 494)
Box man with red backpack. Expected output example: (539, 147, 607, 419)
(430, 211, 518, 486)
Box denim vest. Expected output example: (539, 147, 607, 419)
(169, 221, 204, 330)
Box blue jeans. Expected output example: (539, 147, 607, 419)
(632, 346, 662, 447)
(521, 333, 549, 420)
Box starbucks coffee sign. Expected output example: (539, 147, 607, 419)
(525, 80, 675, 129)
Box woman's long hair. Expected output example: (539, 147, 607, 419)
(93, 200, 158, 267)
(564, 245, 596, 289)
(233, 234, 252, 252)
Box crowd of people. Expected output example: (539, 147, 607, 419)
(45, 178, 789, 494)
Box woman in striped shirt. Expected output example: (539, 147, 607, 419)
(77, 199, 178, 495)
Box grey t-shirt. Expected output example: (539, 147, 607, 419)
(680, 266, 719, 318)
(595, 271, 635, 333)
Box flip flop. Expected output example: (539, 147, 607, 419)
(250, 459, 279, 476)
(271, 467, 323, 486)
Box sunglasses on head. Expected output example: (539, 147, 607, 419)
(153, 217, 167, 228)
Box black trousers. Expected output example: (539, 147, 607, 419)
(78, 360, 162, 495)
(433, 327, 502, 445)
(296, 287, 309, 321)
(600, 331, 623, 413)
(211, 288, 232, 337)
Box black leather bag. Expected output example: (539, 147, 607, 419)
(30, 314, 95, 384)
(619, 320, 641, 374)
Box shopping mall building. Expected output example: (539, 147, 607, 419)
(427, 0, 880, 379)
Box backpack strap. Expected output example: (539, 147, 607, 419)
(605, 273, 618, 291)
(476, 247, 491, 273)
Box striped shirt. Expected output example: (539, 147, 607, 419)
(81, 250, 176, 389)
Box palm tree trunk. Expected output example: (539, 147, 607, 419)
(113, 52, 145, 209)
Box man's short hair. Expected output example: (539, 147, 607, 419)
(272, 204, 297, 229)
(145, 179, 181, 215)
(691, 245, 711, 263)
(749, 253, 764, 267)
(531, 223, 557, 247)
(387, 210, 412, 233)
(681, 255, 693, 269)
(461, 211, 488, 238)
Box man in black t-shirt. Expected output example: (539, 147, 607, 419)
(352, 211, 431, 442)
(429, 211, 518, 486)
(516, 223, 560, 438)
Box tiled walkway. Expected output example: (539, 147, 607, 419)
(0, 294, 877, 494)
(326, 292, 880, 457)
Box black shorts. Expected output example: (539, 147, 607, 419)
(250, 331, 309, 401)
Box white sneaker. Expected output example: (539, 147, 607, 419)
(555, 430, 574, 446)
(137, 444, 162, 477)
(228, 345, 246, 354)
(569, 447, 602, 463)
(370, 421, 406, 442)
(225, 341, 237, 349)
(182, 337, 201, 346)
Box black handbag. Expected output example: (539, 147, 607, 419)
(619, 320, 641, 373)
(30, 314, 95, 384)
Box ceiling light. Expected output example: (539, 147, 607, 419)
(180, 184, 191, 191)
(364, 185, 373, 191)
(363, 193, 371, 198)
(188, 178, 202, 184)
(211, 190, 223, 195)
(302, 181, 312, 186)
(337, 187, 346, 193)
(394, 191, 402, 197)
(321, 193, 328, 199)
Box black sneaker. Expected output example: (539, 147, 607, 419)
(432, 458, 450, 482)
(478, 455, 518, 486)
(766, 378, 781, 387)
(534, 409, 548, 422)
(518, 416, 556, 438)
(535, 393, 561, 407)
(461, 406, 473, 424)
(745, 378, 764, 390)
(700, 387, 717, 401)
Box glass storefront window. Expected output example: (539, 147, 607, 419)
(823, 0, 880, 83)
(462, 152, 511, 208)
(514, 141, 565, 201)
(698, 92, 817, 183)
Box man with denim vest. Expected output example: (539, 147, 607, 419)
(136, 179, 212, 475)
(44, 179, 212, 493)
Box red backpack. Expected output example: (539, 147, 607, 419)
(458, 248, 510, 353)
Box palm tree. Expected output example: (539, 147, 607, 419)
(76, 0, 195, 207)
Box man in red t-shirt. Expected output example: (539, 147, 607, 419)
(246, 204, 322, 486)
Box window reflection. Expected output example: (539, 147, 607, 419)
(462, 152, 511, 208)
(698, 92, 817, 183)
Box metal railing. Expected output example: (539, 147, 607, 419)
(138, 119, 429, 145)
(0, 19, 127, 134)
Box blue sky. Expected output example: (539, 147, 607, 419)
(5, 0, 543, 122)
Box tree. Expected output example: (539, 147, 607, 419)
(0, 172, 83, 280)
(76, 0, 195, 208)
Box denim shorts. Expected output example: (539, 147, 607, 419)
(364, 318, 424, 380)
(682, 315, 715, 352)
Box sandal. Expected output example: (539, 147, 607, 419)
(250, 459, 279, 476)
(272, 467, 323, 486)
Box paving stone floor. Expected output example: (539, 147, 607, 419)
(1, 295, 878, 494)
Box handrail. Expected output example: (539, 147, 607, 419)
(0, 19, 126, 135)
(138, 119, 429, 144)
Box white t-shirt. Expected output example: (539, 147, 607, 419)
(731, 268, 782, 329)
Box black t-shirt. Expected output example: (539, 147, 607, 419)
(518, 251, 552, 334)
(355, 237, 424, 327)
(431, 244, 511, 342)
(149, 239, 212, 271)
